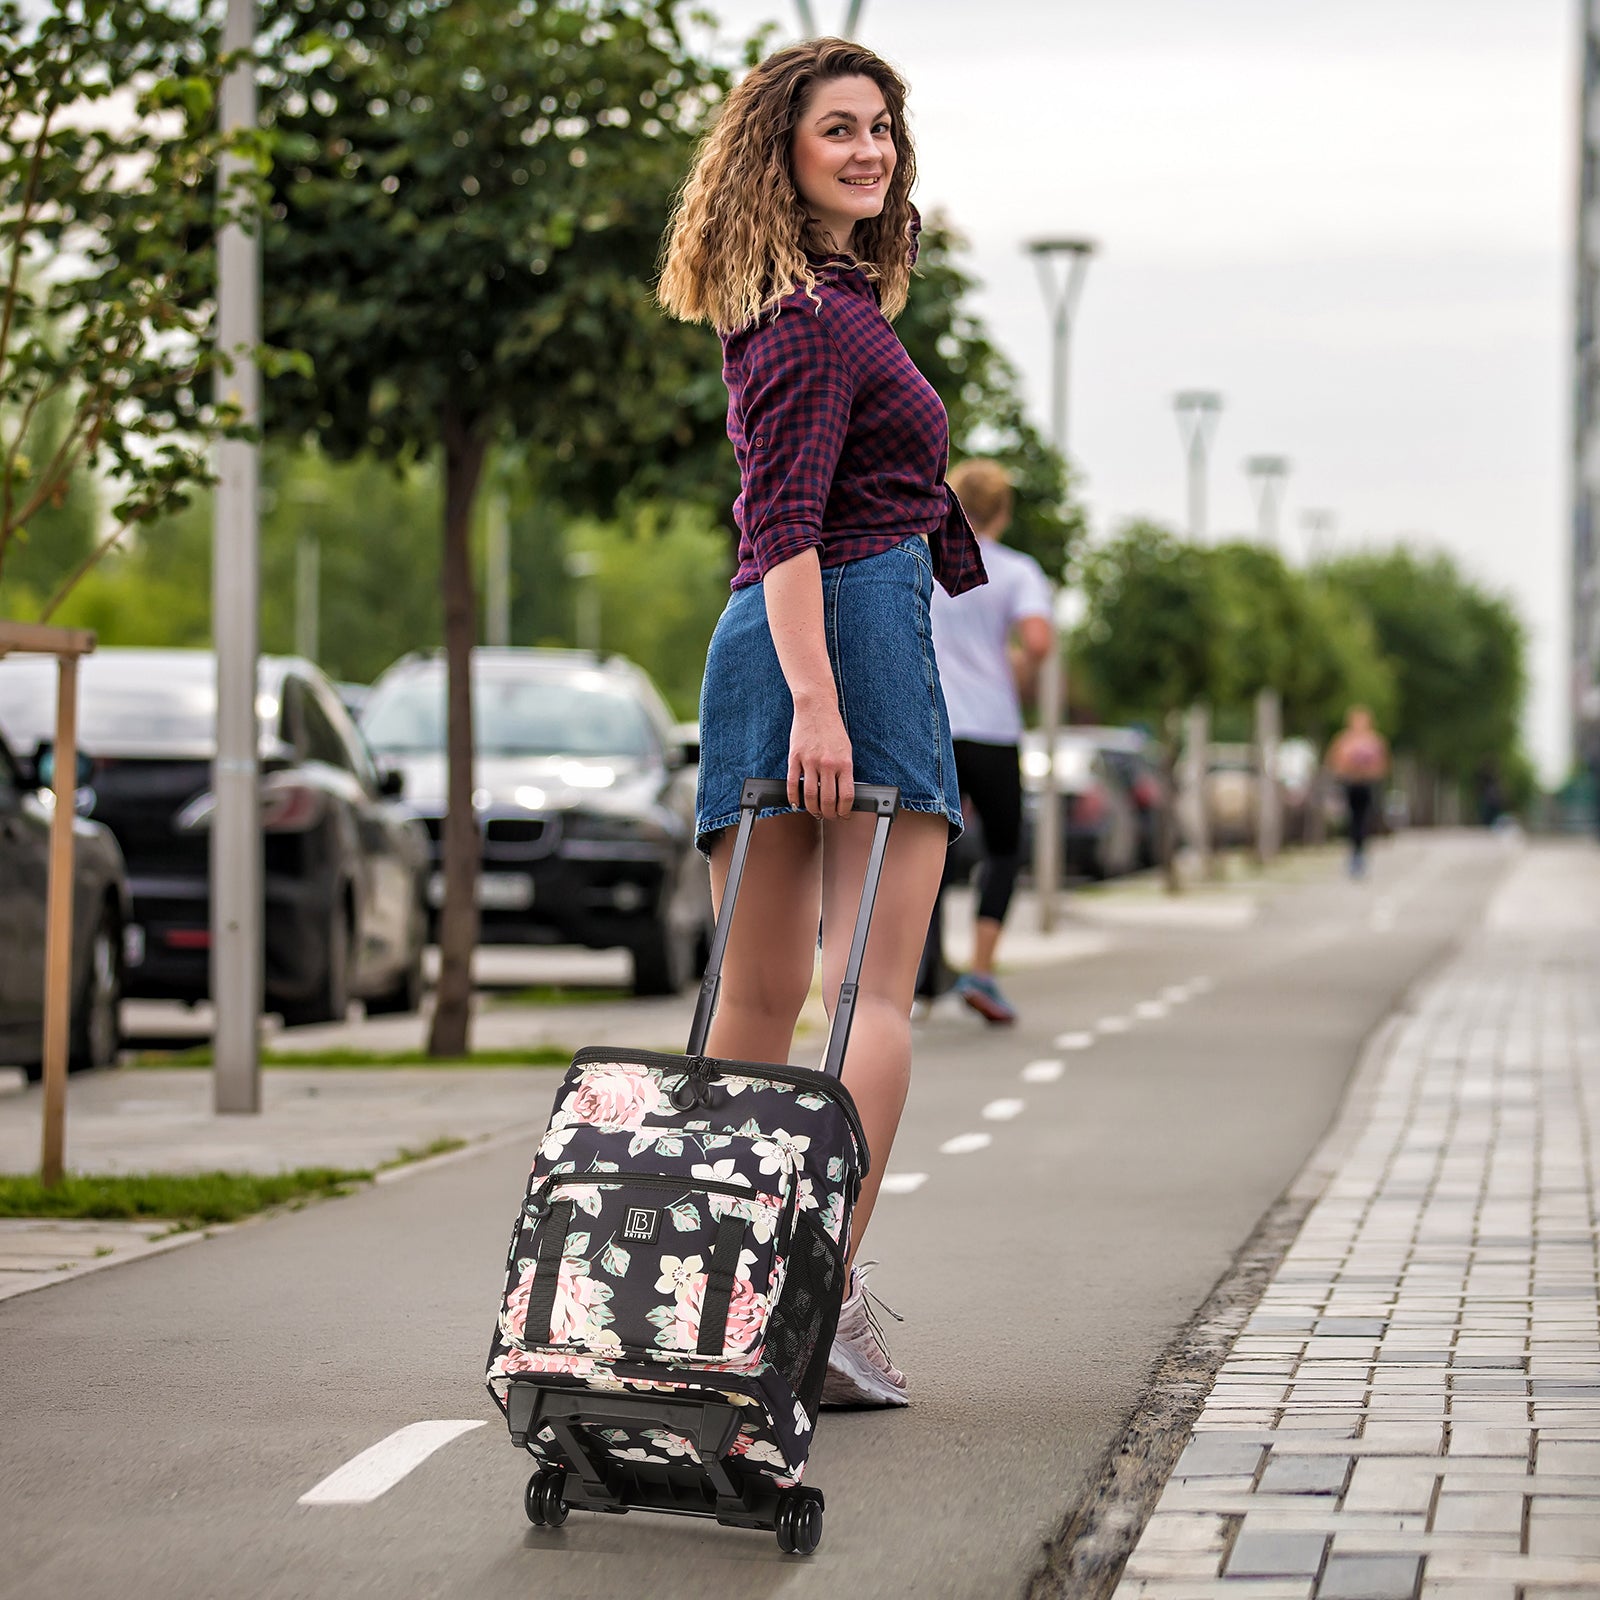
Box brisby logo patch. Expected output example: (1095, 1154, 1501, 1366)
(622, 1206, 661, 1244)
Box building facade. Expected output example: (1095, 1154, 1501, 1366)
(1575, 2, 1600, 766)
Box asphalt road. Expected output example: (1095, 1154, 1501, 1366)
(2, 835, 1514, 1600)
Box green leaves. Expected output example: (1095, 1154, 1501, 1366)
(0, 1, 270, 611)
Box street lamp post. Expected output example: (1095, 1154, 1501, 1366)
(793, 1, 864, 37)
(1173, 391, 1223, 542)
(212, 0, 262, 1115)
(1300, 508, 1336, 567)
(1245, 455, 1291, 547)
(1026, 237, 1096, 933)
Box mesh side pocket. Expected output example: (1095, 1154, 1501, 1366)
(765, 1211, 843, 1418)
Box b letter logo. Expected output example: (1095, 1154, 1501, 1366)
(622, 1206, 660, 1244)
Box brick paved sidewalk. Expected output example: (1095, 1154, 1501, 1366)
(1115, 841, 1600, 1600)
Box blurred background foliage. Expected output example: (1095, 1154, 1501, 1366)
(0, 0, 1534, 810)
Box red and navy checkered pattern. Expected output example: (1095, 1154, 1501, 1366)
(720, 262, 987, 599)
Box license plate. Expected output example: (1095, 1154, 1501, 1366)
(427, 872, 534, 912)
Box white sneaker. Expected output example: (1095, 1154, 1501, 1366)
(821, 1262, 908, 1408)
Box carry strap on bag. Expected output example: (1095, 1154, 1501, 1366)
(686, 777, 899, 1081)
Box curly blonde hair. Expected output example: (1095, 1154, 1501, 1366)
(657, 37, 918, 333)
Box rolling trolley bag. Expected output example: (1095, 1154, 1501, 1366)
(485, 778, 899, 1557)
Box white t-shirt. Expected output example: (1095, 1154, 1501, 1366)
(930, 537, 1054, 744)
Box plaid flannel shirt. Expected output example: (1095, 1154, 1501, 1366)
(720, 253, 987, 599)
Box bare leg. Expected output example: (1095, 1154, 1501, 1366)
(819, 809, 948, 1260)
(705, 812, 822, 1066)
(970, 916, 1002, 977)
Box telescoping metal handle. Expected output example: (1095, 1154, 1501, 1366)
(686, 778, 900, 1079)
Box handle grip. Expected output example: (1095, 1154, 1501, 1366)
(739, 777, 899, 817)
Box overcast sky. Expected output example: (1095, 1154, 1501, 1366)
(698, 0, 1576, 779)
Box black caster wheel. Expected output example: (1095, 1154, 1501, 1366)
(524, 1471, 547, 1527)
(792, 1496, 822, 1556)
(775, 1491, 822, 1556)
(539, 1469, 569, 1528)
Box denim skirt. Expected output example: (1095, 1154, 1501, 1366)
(695, 534, 964, 854)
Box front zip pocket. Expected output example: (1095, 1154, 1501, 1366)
(505, 1130, 797, 1364)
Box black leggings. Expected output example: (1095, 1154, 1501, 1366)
(952, 740, 1024, 921)
(1345, 782, 1375, 854)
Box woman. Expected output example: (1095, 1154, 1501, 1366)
(659, 37, 985, 1408)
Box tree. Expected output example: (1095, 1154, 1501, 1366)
(895, 214, 1080, 581)
(1073, 520, 1223, 887)
(257, 0, 726, 1053)
(1318, 548, 1526, 813)
(0, 0, 266, 619)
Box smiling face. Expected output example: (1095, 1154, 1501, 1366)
(790, 73, 897, 254)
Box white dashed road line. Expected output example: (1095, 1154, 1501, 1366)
(938, 1131, 992, 1156)
(880, 1171, 929, 1195)
(1134, 1000, 1168, 1020)
(299, 1421, 486, 1506)
(1022, 1059, 1064, 1083)
(1096, 1016, 1132, 1034)
(981, 1098, 1026, 1122)
(1160, 984, 1191, 1004)
(1054, 1031, 1095, 1051)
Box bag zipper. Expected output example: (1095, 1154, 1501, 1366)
(568, 1044, 870, 1175)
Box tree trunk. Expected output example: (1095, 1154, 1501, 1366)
(426, 412, 488, 1058)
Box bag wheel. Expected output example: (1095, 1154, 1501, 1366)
(776, 1491, 822, 1557)
(523, 1471, 546, 1527)
(539, 1469, 569, 1528)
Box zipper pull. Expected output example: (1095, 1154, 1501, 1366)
(670, 1055, 715, 1111)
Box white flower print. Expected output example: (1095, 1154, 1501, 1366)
(793, 1400, 812, 1435)
(538, 1124, 578, 1161)
(753, 1129, 810, 1175)
(795, 1175, 818, 1212)
(654, 1253, 705, 1297)
(741, 1439, 789, 1469)
(691, 1159, 750, 1188)
(614, 1447, 669, 1464)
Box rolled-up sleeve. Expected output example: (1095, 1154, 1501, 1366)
(735, 309, 853, 578)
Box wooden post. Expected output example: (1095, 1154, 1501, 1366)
(0, 620, 96, 1188)
(40, 654, 79, 1186)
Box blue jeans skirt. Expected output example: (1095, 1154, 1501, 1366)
(695, 534, 964, 855)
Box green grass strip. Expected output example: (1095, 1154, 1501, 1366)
(489, 985, 632, 1007)
(0, 1167, 372, 1226)
(133, 1045, 575, 1069)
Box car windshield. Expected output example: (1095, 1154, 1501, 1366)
(363, 673, 656, 759)
(0, 656, 219, 753)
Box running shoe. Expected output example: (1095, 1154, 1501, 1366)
(954, 971, 1017, 1025)
(821, 1262, 908, 1408)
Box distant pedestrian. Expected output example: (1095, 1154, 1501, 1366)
(921, 459, 1053, 1024)
(1326, 706, 1389, 878)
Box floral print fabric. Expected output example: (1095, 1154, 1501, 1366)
(486, 1049, 863, 1490)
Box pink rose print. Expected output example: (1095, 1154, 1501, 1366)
(550, 1262, 615, 1346)
(568, 1066, 663, 1131)
(721, 1274, 770, 1356)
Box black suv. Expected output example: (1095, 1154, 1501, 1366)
(360, 649, 711, 996)
(0, 649, 431, 1026)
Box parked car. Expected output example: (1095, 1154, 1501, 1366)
(0, 649, 430, 1027)
(1019, 729, 1142, 881)
(359, 648, 712, 997)
(1080, 725, 1168, 868)
(0, 726, 130, 1077)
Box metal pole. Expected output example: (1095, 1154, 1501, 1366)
(1174, 392, 1223, 542)
(213, 0, 262, 1115)
(294, 534, 319, 661)
(793, 0, 818, 35)
(1300, 508, 1335, 567)
(486, 488, 510, 648)
(1025, 239, 1095, 933)
(39, 654, 80, 1185)
(1254, 686, 1281, 866)
(1245, 455, 1291, 547)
